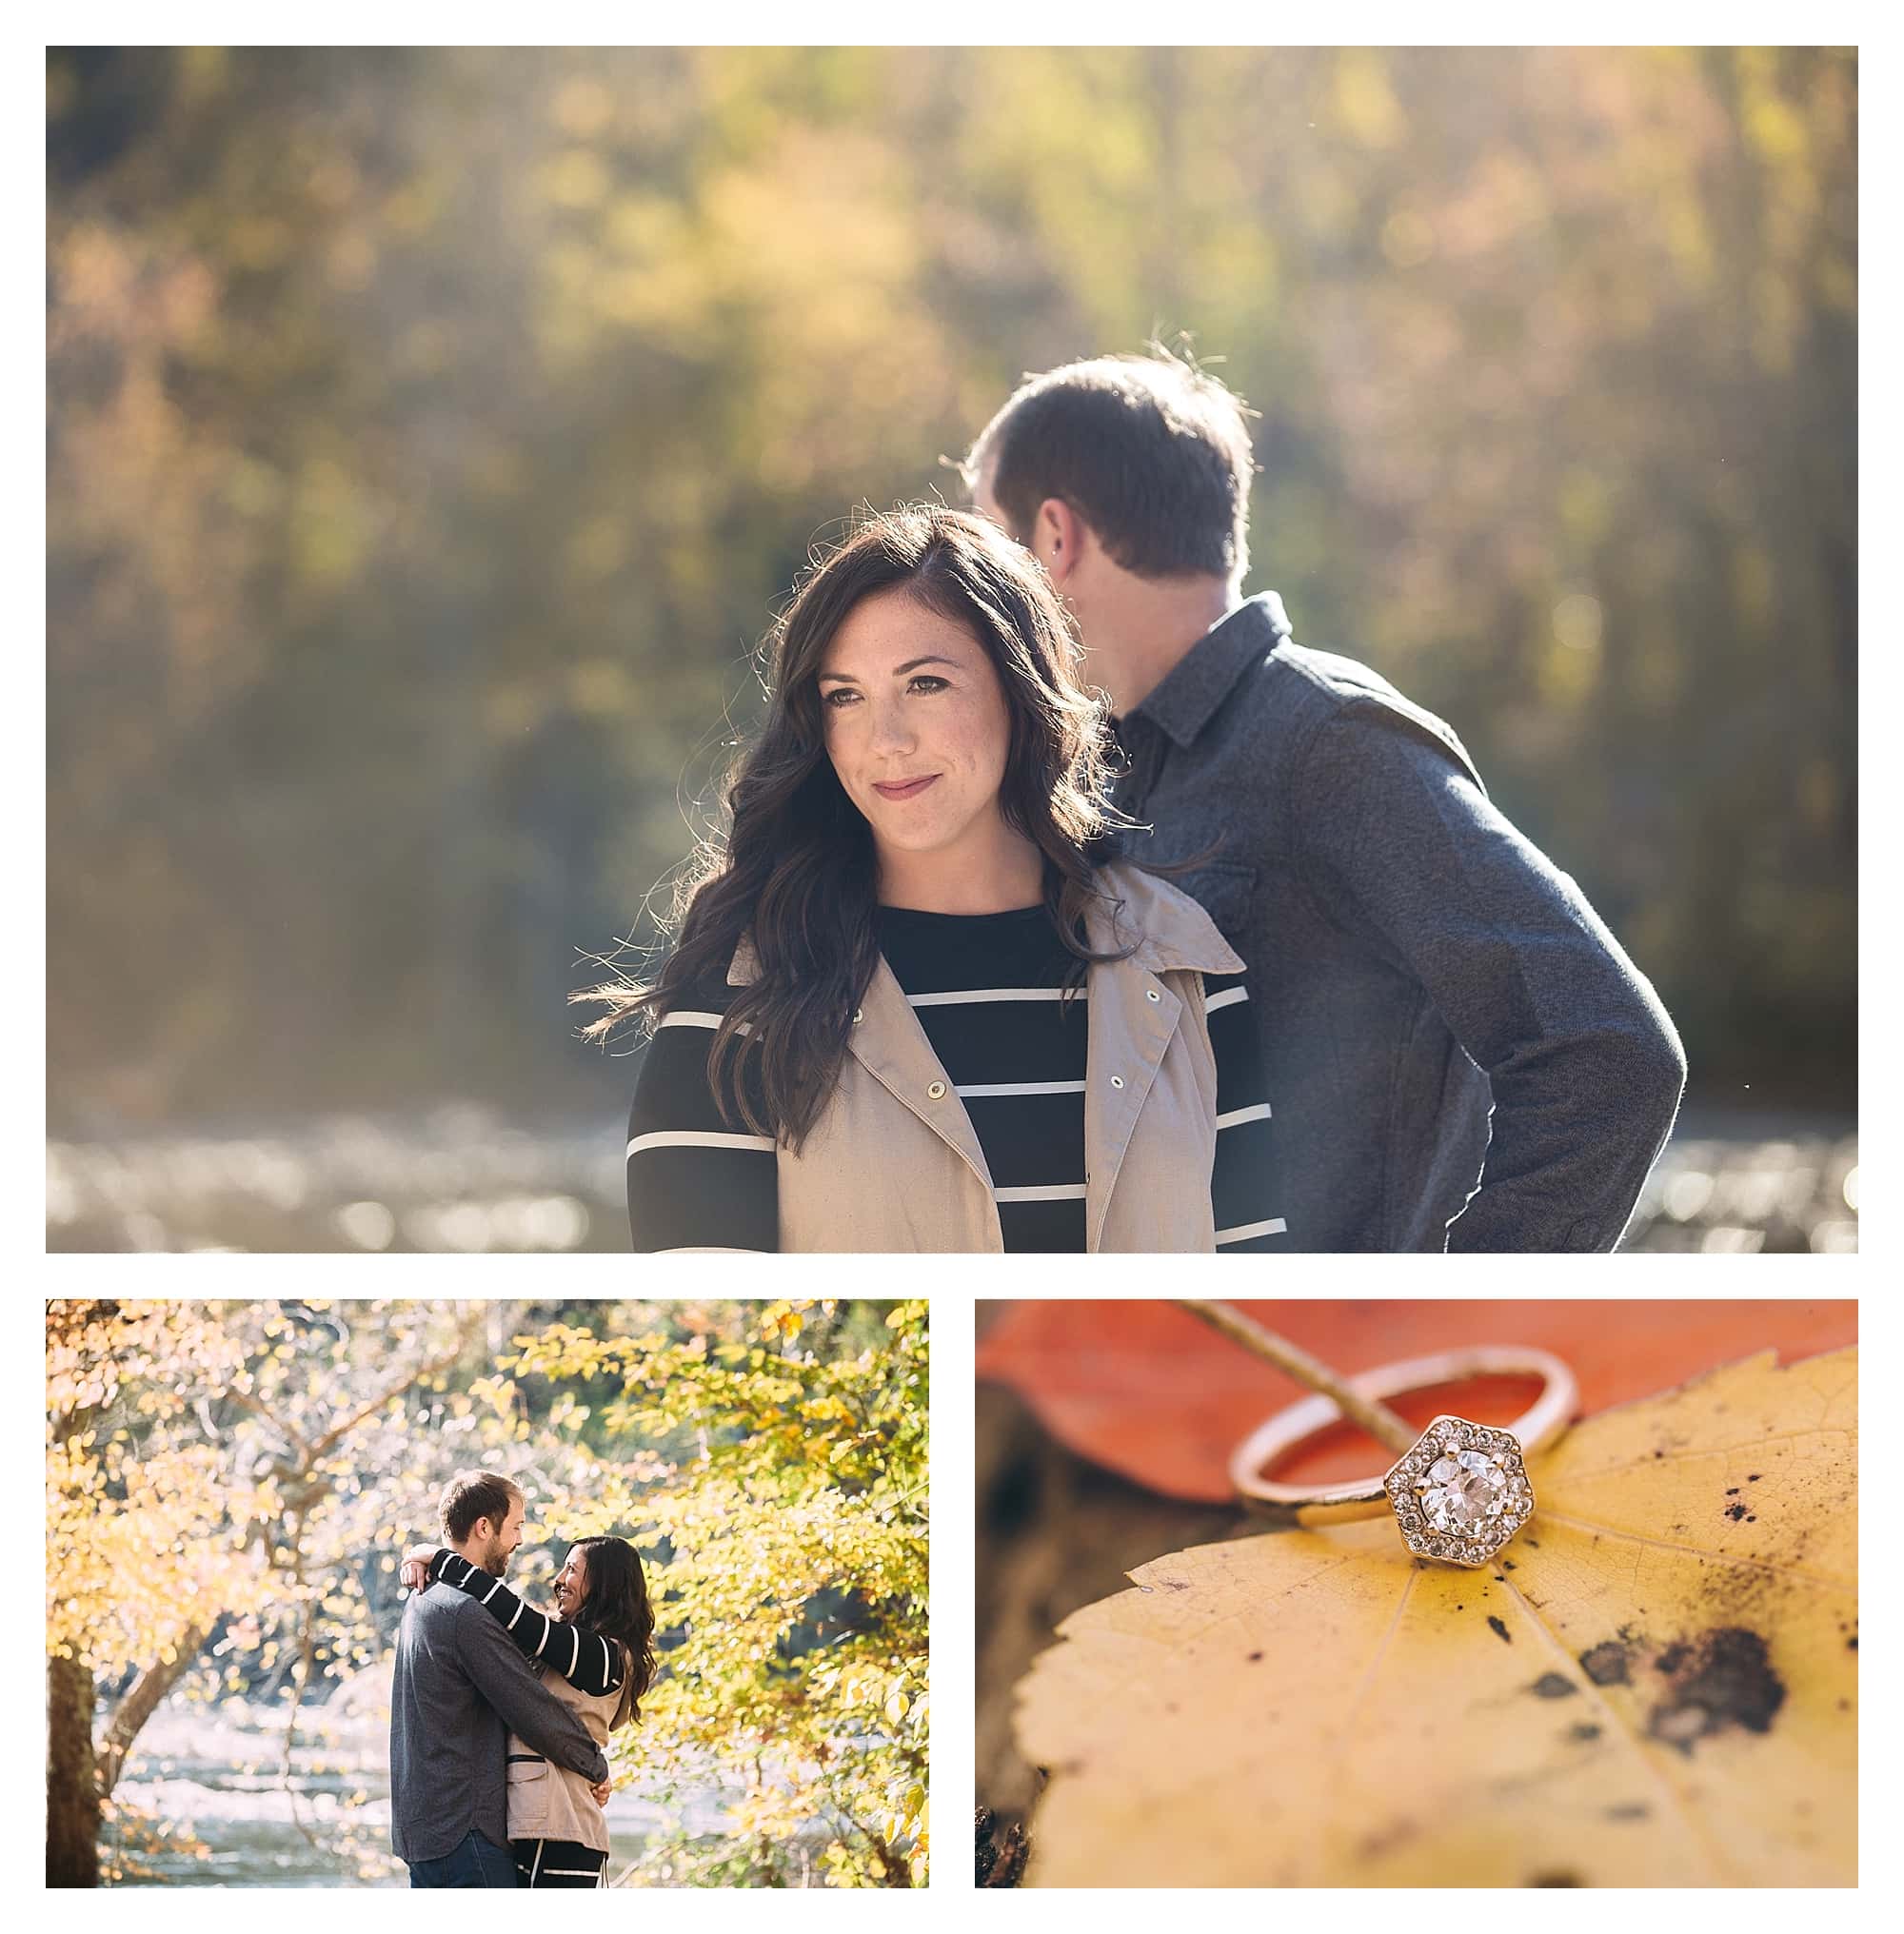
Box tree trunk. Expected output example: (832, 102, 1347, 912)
(46, 1652, 99, 1887)
(96, 1625, 207, 1799)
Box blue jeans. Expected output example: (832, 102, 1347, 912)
(407, 1828, 521, 1887)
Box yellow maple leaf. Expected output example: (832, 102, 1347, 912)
(1015, 1348, 1855, 1886)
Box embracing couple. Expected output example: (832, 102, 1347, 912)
(596, 349, 1687, 1254)
(389, 1470, 656, 1888)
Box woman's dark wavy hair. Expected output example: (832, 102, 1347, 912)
(577, 503, 1131, 1146)
(568, 1535, 657, 1726)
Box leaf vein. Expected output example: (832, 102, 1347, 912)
(1493, 1569, 1736, 1884)
(1546, 1424, 1855, 1487)
(1536, 1510, 1854, 1589)
(1311, 1556, 1418, 1882)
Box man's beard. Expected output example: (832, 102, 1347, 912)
(478, 1538, 510, 1579)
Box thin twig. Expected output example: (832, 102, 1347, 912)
(282, 1509, 327, 1853)
(1174, 1300, 1415, 1455)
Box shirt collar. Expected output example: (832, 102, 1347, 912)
(730, 865, 1242, 984)
(1129, 590, 1292, 749)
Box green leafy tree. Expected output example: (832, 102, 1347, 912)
(511, 1298, 929, 1885)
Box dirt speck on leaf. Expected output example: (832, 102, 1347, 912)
(1647, 1627, 1787, 1755)
(1530, 1672, 1577, 1700)
(1488, 1615, 1511, 1645)
(1580, 1641, 1631, 1687)
(1354, 1816, 1419, 1863)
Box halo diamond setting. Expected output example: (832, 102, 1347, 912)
(1382, 1414, 1536, 1568)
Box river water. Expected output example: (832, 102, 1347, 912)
(108, 1675, 744, 1888)
(48, 1101, 1857, 1253)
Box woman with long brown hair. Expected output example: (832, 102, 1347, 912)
(588, 503, 1280, 1253)
(401, 1532, 658, 1887)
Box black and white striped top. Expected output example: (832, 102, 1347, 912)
(625, 903, 1283, 1253)
(426, 1549, 625, 1698)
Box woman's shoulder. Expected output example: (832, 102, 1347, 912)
(1089, 862, 1243, 978)
(656, 956, 747, 1023)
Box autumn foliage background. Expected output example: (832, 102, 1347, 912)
(47, 1298, 928, 1887)
(47, 47, 1856, 1252)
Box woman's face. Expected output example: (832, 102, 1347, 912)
(817, 588, 1018, 884)
(553, 1547, 587, 1620)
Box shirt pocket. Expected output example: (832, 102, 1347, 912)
(506, 1752, 549, 1788)
(1168, 859, 1256, 942)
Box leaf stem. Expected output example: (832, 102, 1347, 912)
(1174, 1300, 1416, 1455)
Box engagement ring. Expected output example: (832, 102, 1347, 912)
(1227, 1347, 1577, 1569)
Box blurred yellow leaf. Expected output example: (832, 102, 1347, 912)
(1016, 1348, 1855, 1886)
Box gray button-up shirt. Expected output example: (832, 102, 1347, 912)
(1112, 594, 1686, 1251)
(390, 1580, 610, 1865)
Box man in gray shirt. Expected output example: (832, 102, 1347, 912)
(965, 350, 1686, 1251)
(391, 1470, 609, 1885)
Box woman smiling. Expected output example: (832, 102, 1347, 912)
(585, 504, 1280, 1253)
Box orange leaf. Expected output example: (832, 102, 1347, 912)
(975, 1300, 1856, 1501)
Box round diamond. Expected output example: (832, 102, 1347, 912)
(1421, 1449, 1510, 1533)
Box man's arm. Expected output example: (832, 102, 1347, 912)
(1296, 703, 1686, 1252)
(453, 1606, 609, 1784)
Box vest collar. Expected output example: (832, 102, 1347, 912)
(1085, 861, 1244, 978)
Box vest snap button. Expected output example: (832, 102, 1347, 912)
(852, 1008, 863, 1024)
(926, 1080, 946, 1099)
(1145, 987, 1160, 1002)
(1110, 1075, 1125, 1090)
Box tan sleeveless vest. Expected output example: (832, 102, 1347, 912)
(506, 1647, 633, 1852)
(726, 862, 1245, 1252)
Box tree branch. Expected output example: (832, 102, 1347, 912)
(95, 1626, 208, 1799)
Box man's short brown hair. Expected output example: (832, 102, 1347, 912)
(963, 345, 1257, 583)
(439, 1470, 522, 1544)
